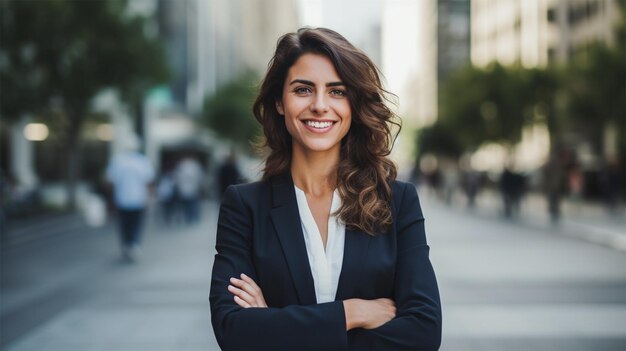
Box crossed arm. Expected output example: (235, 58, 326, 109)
(228, 273, 397, 330)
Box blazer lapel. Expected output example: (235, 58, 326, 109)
(269, 173, 317, 305)
(335, 227, 371, 300)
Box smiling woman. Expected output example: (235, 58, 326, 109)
(277, 53, 352, 156)
(209, 27, 442, 350)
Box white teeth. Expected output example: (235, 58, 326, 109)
(305, 120, 333, 129)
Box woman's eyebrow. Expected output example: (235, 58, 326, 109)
(289, 79, 345, 87)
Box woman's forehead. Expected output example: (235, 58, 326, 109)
(286, 53, 341, 83)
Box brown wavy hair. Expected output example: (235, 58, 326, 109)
(253, 27, 400, 235)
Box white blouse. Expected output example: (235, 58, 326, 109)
(294, 186, 346, 303)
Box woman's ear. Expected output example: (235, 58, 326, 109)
(275, 100, 284, 116)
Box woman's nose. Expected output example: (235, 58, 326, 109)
(310, 93, 329, 114)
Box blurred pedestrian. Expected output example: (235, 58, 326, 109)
(462, 170, 482, 208)
(543, 150, 566, 223)
(500, 166, 525, 218)
(441, 160, 459, 205)
(566, 163, 584, 214)
(601, 158, 625, 214)
(173, 156, 204, 225)
(217, 150, 243, 198)
(409, 162, 422, 186)
(156, 170, 177, 225)
(210, 27, 441, 350)
(106, 135, 154, 262)
(0, 169, 9, 238)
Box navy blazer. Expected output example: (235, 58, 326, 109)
(209, 172, 442, 350)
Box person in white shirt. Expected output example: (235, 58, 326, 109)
(173, 156, 204, 224)
(210, 28, 441, 350)
(106, 135, 154, 261)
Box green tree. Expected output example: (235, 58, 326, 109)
(564, 42, 626, 159)
(429, 63, 531, 156)
(416, 123, 464, 159)
(202, 73, 261, 150)
(0, 0, 168, 209)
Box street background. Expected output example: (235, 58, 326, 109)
(1, 0, 625, 350)
(1, 191, 625, 350)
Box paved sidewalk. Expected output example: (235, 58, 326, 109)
(436, 188, 626, 252)
(4, 202, 221, 351)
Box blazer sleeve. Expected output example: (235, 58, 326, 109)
(209, 185, 348, 350)
(348, 182, 442, 350)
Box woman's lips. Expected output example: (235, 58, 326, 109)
(302, 119, 337, 133)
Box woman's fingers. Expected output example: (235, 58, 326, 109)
(228, 275, 268, 308)
(233, 295, 251, 308)
(240, 273, 261, 293)
(228, 284, 256, 305)
(380, 298, 395, 306)
(231, 276, 258, 297)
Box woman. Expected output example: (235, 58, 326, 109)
(210, 27, 442, 350)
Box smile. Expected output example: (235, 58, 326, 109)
(304, 120, 335, 129)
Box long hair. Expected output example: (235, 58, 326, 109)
(253, 27, 400, 235)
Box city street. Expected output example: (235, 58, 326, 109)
(424, 194, 626, 351)
(1, 192, 625, 350)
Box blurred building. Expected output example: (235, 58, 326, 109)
(471, 0, 548, 67)
(380, 0, 439, 173)
(137, 0, 299, 172)
(158, 0, 298, 116)
(438, 0, 471, 82)
(296, 0, 382, 67)
(1, 0, 299, 210)
(146, 0, 297, 173)
(470, 0, 552, 172)
(471, 0, 621, 68)
(546, 0, 622, 63)
(387, 0, 471, 130)
(240, 0, 301, 73)
(382, 0, 437, 130)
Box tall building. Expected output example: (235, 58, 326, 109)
(438, 0, 471, 82)
(157, 0, 298, 116)
(239, 0, 300, 74)
(545, 0, 622, 63)
(471, 0, 549, 67)
(383, 0, 438, 129)
(380, 0, 438, 174)
(471, 0, 621, 68)
(157, 0, 196, 111)
(296, 0, 383, 67)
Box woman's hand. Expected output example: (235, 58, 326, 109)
(228, 273, 268, 308)
(343, 298, 396, 330)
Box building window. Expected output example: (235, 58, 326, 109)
(568, 0, 601, 26)
(548, 47, 556, 63)
(547, 7, 556, 22)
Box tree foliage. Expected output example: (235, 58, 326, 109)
(0, 0, 169, 208)
(202, 73, 261, 150)
(425, 41, 621, 160)
(1, 0, 168, 120)
(429, 63, 534, 155)
(417, 122, 464, 158)
(563, 42, 626, 155)
(423, 2, 625, 162)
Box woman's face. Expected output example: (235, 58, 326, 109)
(276, 53, 352, 156)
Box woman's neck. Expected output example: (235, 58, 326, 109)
(290, 146, 338, 197)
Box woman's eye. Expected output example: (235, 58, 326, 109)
(294, 87, 312, 95)
(330, 89, 346, 97)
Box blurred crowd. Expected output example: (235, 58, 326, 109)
(0, 138, 247, 262)
(411, 153, 625, 221)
